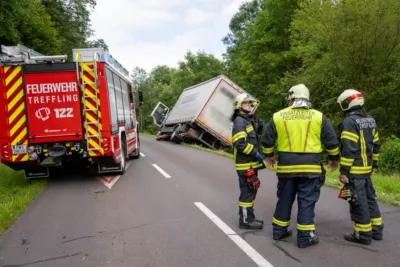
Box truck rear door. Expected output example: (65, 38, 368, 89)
(22, 63, 84, 143)
(196, 79, 242, 144)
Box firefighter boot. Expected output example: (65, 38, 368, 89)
(298, 234, 319, 248)
(273, 230, 292, 241)
(255, 218, 264, 224)
(372, 233, 383, 241)
(344, 232, 371, 245)
(239, 217, 263, 230)
(253, 212, 264, 225)
(243, 206, 264, 225)
(372, 224, 384, 241)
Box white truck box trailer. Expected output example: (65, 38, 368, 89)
(150, 75, 260, 150)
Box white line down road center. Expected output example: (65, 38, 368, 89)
(194, 202, 274, 267)
(152, 164, 171, 178)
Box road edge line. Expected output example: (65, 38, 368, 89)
(98, 162, 132, 189)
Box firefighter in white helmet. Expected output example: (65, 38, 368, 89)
(261, 84, 339, 248)
(231, 93, 265, 230)
(337, 89, 383, 245)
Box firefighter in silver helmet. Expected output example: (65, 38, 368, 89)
(337, 89, 383, 245)
(231, 93, 265, 229)
(261, 84, 339, 248)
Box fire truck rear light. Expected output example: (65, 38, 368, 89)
(103, 138, 110, 152)
(3, 144, 9, 159)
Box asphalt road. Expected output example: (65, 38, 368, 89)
(0, 136, 399, 267)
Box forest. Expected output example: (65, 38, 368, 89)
(0, 0, 108, 58)
(131, 0, 400, 173)
(1, 0, 399, 173)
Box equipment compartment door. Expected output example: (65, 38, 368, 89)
(23, 67, 84, 143)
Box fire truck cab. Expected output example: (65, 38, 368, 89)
(0, 44, 143, 178)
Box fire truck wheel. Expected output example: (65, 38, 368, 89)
(130, 133, 141, 159)
(119, 137, 127, 174)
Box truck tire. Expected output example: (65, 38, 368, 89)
(170, 125, 183, 144)
(156, 131, 162, 140)
(129, 132, 141, 159)
(119, 135, 127, 175)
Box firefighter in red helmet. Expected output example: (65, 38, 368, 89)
(337, 89, 383, 245)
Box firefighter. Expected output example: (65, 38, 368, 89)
(261, 84, 339, 248)
(232, 93, 265, 230)
(337, 89, 383, 245)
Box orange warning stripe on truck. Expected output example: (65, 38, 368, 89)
(4, 66, 29, 162)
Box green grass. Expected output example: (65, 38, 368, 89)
(0, 164, 47, 236)
(324, 169, 400, 206)
(140, 131, 155, 137)
(182, 143, 234, 159)
(181, 142, 400, 206)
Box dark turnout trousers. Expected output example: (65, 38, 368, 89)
(347, 176, 383, 241)
(272, 177, 322, 246)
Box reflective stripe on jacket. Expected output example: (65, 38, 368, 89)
(339, 109, 380, 177)
(261, 106, 339, 178)
(232, 114, 264, 171)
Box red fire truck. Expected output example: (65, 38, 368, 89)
(0, 45, 143, 178)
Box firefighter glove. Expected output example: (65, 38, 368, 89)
(338, 184, 352, 201)
(256, 152, 263, 162)
(244, 168, 260, 189)
(252, 177, 261, 189)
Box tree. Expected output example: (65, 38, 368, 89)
(87, 38, 109, 51)
(176, 51, 226, 88)
(41, 0, 97, 57)
(0, 0, 61, 54)
(285, 0, 400, 136)
(222, 0, 300, 120)
(132, 51, 226, 133)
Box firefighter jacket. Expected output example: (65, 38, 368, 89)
(232, 113, 264, 171)
(338, 108, 380, 178)
(261, 106, 339, 178)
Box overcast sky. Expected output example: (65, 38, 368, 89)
(89, 0, 248, 74)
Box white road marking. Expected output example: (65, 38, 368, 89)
(98, 162, 132, 189)
(152, 164, 171, 178)
(194, 202, 274, 267)
(140, 152, 146, 157)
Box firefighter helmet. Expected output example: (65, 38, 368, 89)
(234, 93, 255, 110)
(337, 89, 364, 111)
(285, 84, 310, 101)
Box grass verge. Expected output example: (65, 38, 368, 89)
(324, 169, 400, 206)
(140, 131, 155, 137)
(0, 164, 47, 236)
(181, 142, 400, 206)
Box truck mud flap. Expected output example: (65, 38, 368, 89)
(24, 166, 50, 179)
(97, 163, 123, 174)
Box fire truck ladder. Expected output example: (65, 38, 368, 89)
(76, 52, 103, 155)
(1, 44, 67, 63)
